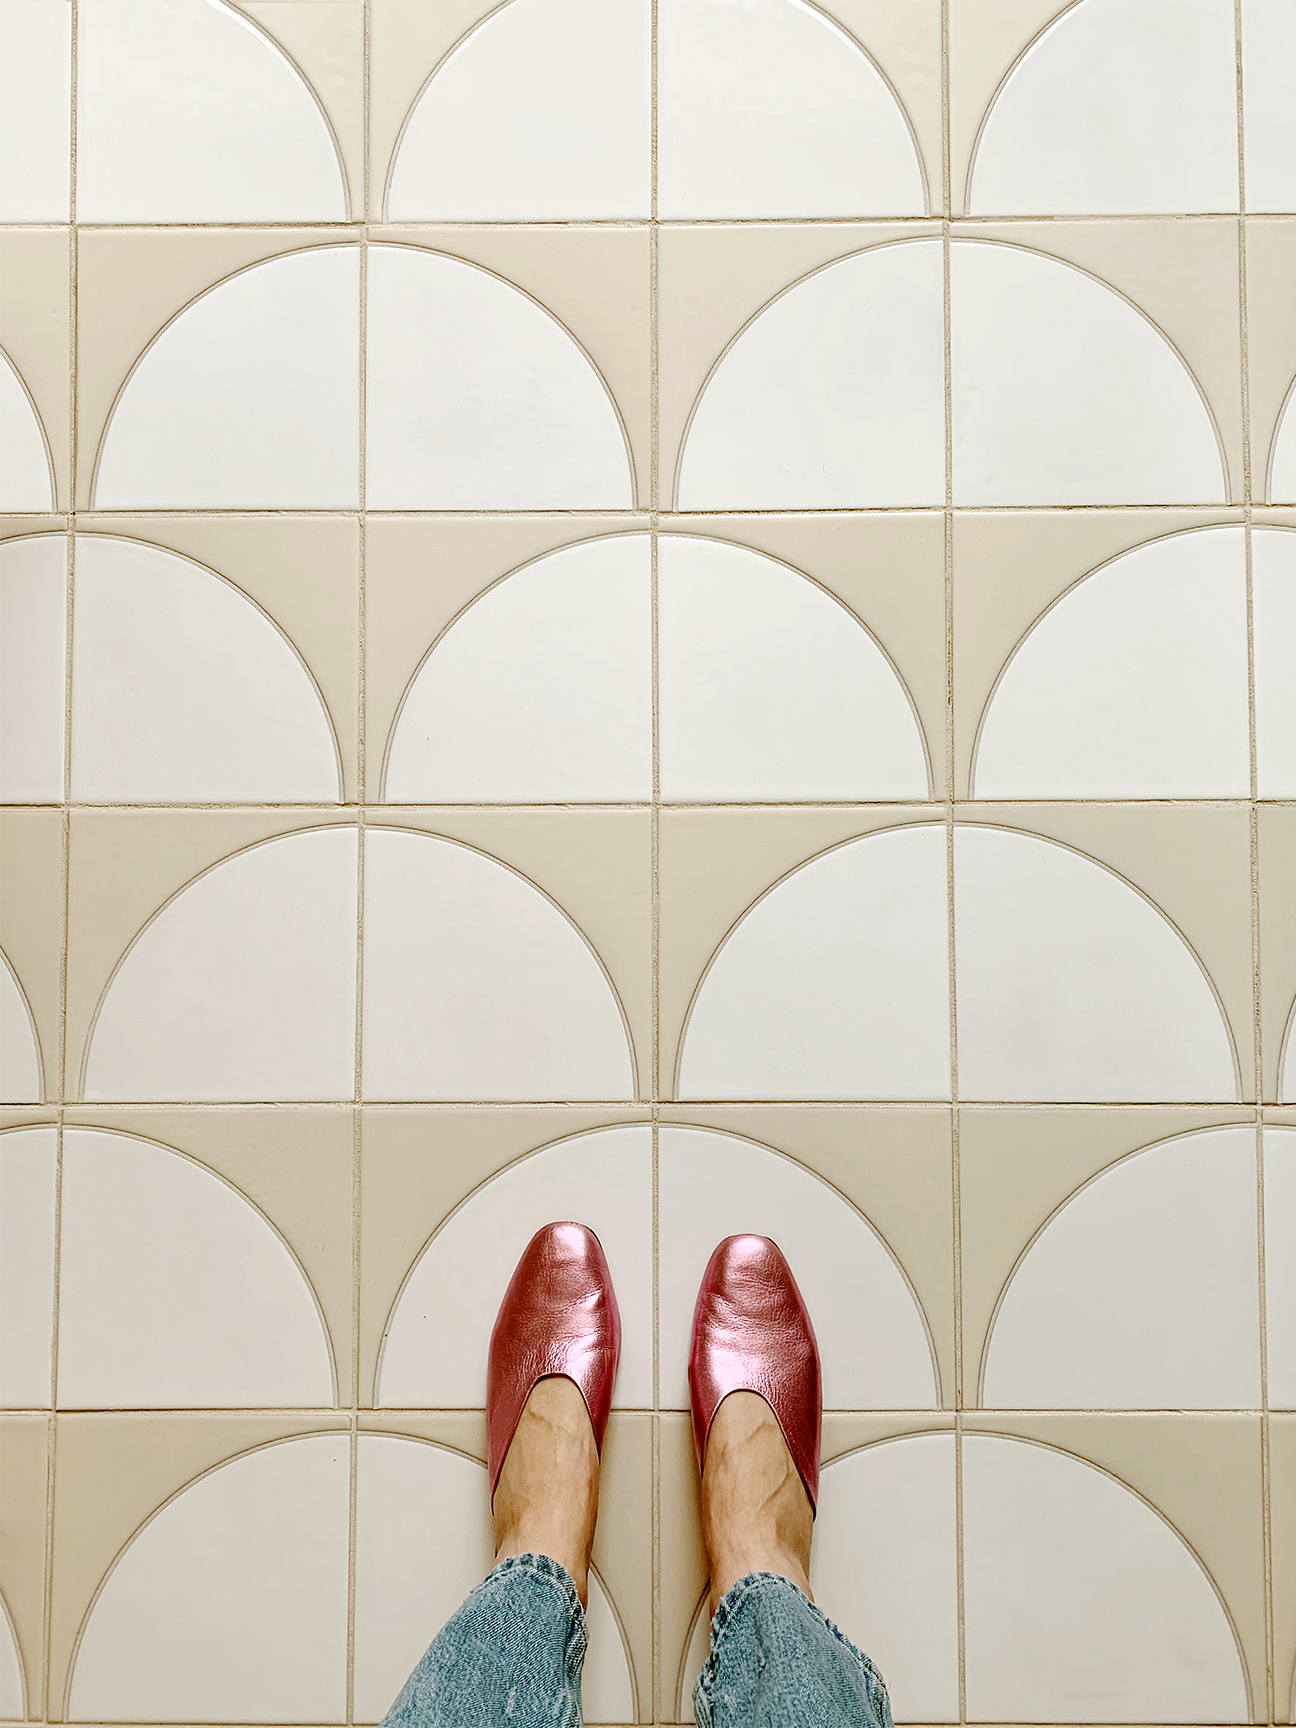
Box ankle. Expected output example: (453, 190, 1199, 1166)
(700, 1391, 814, 1617)
(491, 1377, 599, 1608)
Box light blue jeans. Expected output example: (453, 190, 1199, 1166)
(379, 1552, 893, 1727)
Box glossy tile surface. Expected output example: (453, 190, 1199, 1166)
(0, 1, 1292, 1723)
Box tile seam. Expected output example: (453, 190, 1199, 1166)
(649, 0, 661, 1711)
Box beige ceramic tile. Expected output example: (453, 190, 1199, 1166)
(659, 805, 934, 1101)
(964, 1412, 1268, 1723)
(952, 506, 1244, 797)
(1273, 1414, 1296, 1723)
(378, 227, 651, 507)
(1245, 220, 1296, 502)
(954, 220, 1246, 502)
(958, 1105, 1254, 1406)
(658, 1412, 707, 1725)
(78, 513, 361, 800)
(234, 2, 366, 219)
(663, 512, 947, 794)
(657, 222, 939, 509)
(965, 803, 1257, 1101)
(827, 0, 944, 215)
(61, 1105, 356, 1404)
(947, 0, 1070, 216)
(65, 808, 352, 1099)
(75, 227, 348, 509)
(0, 1414, 49, 1720)
(1261, 805, 1296, 1105)
(659, 1105, 955, 1408)
(366, 514, 641, 790)
(0, 808, 62, 1107)
(376, 809, 652, 1099)
(0, 228, 70, 511)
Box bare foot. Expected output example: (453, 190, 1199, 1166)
(701, 1389, 813, 1616)
(492, 1375, 600, 1607)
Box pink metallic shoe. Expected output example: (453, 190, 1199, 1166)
(689, 1234, 822, 1512)
(487, 1222, 621, 1503)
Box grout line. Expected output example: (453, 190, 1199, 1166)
(4, 799, 1288, 814)
(649, 0, 662, 1710)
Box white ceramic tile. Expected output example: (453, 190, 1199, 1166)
(963, 1432, 1249, 1721)
(361, 827, 635, 1102)
(967, 0, 1239, 216)
(657, 0, 926, 219)
(1255, 527, 1296, 797)
(353, 1434, 633, 1725)
(383, 534, 651, 804)
(92, 245, 360, 509)
(0, 1126, 56, 1408)
(70, 535, 340, 803)
(658, 536, 930, 802)
(1283, 1005, 1296, 1103)
(0, 0, 70, 221)
(84, 826, 358, 1102)
(66, 1432, 350, 1723)
(0, 950, 42, 1103)
(77, 0, 346, 222)
(675, 240, 945, 510)
(385, 0, 649, 221)
(676, 824, 950, 1101)
(1265, 1128, 1296, 1409)
(981, 1127, 1261, 1410)
(376, 1124, 652, 1408)
(657, 1126, 938, 1409)
(366, 244, 633, 511)
(1271, 383, 1296, 504)
(951, 239, 1226, 505)
(1241, 0, 1296, 213)
(0, 350, 55, 513)
(953, 825, 1239, 1103)
(972, 526, 1250, 798)
(0, 533, 65, 803)
(0, 1601, 23, 1721)
(56, 1127, 334, 1409)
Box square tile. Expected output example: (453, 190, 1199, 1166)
(1260, 805, 1296, 1104)
(1, 522, 67, 811)
(1246, 219, 1296, 501)
(0, 229, 70, 511)
(0, 807, 62, 1106)
(1272, 1414, 1296, 1723)
(0, 1414, 49, 1721)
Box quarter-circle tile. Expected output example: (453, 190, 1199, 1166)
(69, 535, 340, 803)
(1240, 0, 1296, 213)
(0, 949, 43, 1104)
(0, 1593, 23, 1720)
(366, 244, 633, 509)
(82, 827, 358, 1102)
(383, 534, 651, 803)
(1269, 378, 1296, 503)
(675, 823, 951, 1101)
(675, 240, 945, 510)
(972, 526, 1250, 797)
(658, 536, 930, 800)
(0, 531, 66, 803)
(951, 240, 1226, 504)
(657, 0, 925, 218)
(92, 246, 360, 509)
(361, 827, 636, 1101)
(354, 1434, 634, 1723)
(386, 0, 649, 220)
(66, 1433, 350, 1722)
(963, 1433, 1249, 1720)
(0, 1127, 56, 1409)
(967, 0, 1239, 214)
(77, 0, 346, 222)
(1265, 1128, 1296, 1408)
(0, 349, 54, 512)
(1255, 527, 1296, 795)
(953, 825, 1239, 1102)
(1281, 998, 1296, 1104)
(981, 1127, 1262, 1410)
(56, 1127, 335, 1409)
(657, 1126, 938, 1409)
(376, 1124, 653, 1408)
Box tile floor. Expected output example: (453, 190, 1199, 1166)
(0, 0, 1294, 1722)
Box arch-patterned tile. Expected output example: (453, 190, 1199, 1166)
(384, 533, 651, 804)
(0, 950, 43, 1106)
(386, 0, 649, 220)
(0, 1415, 47, 1724)
(78, 823, 359, 1103)
(92, 244, 360, 510)
(1273, 381, 1296, 506)
(69, 533, 341, 804)
(376, 1123, 652, 1409)
(1241, 0, 1296, 213)
(0, 349, 54, 515)
(1260, 809, 1296, 1105)
(1273, 1414, 1296, 1724)
(0, 811, 62, 1104)
(0, 1128, 55, 1410)
(657, 0, 926, 218)
(0, 0, 69, 220)
(55, 1127, 335, 1411)
(77, 0, 347, 222)
(0, 532, 65, 806)
(0, 1593, 24, 1720)
(1267, 1128, 1296, 1410)
(964, 0, 1239, 215)
(366, 240, 634, 509)
(1246, 225, 1296, 500)
(1256, 527, 1296, 795)
(0, 231, 70, 509)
